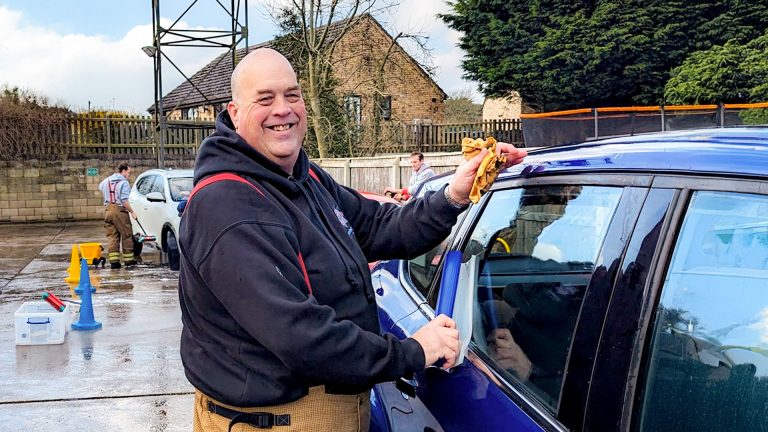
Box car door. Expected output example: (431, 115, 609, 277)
(379, 174, 657, 431)
(583, 176, 768, 432)
(143, 174, 168, 240)
(131, 174, 158, 236)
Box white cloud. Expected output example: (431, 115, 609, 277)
(0, 6, 226, 114)
(0, 1, 482, 114)
(385, 0, 482, 102)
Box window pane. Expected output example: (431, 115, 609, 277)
(137, 176, 155, 195)
(169, 177, 193, 202)
(640, 191, 768, 432)
(469, 185, 623, 412)
(151, 175, 165, 194)
(407, 175, 457, 298)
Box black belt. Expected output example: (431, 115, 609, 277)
(207, 400, 291, 430)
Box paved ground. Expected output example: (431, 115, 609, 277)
(0, 221, 193, 431)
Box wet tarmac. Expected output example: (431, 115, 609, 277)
(0, 221, 193, 431)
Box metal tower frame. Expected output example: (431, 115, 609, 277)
(146, 0, 249, 168)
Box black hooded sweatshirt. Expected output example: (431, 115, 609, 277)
(178, 111, 464, 407)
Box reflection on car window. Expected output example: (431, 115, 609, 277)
(466, 185, 623, 412)
(150, 175, 165, 194)
(640, 191, 768, 432)
(407, 174, 457, 298)
(169, 178, 193, 202)
(137, 175, 156, 195)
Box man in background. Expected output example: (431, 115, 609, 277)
(385, 152, 436, 201)
(98, 162, 137, 269)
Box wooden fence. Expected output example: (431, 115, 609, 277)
(4, 115, 522, 158)
(357, 119, 524, 154)
(63, 115, 210, 156)
(315, 152, 464, 192)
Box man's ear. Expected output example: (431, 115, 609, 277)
(227, 101, 239, 130)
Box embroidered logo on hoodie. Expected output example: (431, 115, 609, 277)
(334, 206, 354, 238)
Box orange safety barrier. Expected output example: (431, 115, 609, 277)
(521, 102, 767, 118)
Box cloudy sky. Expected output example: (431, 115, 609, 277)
(0, 0, 479, 114)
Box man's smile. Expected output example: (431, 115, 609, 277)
(267, 123, 295, 132)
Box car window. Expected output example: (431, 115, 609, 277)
(136, 175, 156, 195)
(466, 185, 623, 412)
(639, 191, 768, 432)
(169, 177, 193, 202)
(150, 175, 165, 194)
(407, 174, 458, 298)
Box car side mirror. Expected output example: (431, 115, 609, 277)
(146, 192, 166, 203)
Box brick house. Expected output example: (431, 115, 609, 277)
(153, 14, 446, 128)
(482, 91, 524, 120)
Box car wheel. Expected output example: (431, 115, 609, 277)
(167, 230, 180, 271)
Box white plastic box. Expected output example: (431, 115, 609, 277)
(15, 301, 71, 345)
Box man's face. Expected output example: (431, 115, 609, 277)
(410, 155, 423, 172)
(228, 55, 308, 172)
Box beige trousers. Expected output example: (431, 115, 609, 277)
(104, 204, 133, 263)
(193, 386, 371, 432)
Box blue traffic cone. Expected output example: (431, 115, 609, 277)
(74, 258, 96, 295)
(72, 259, 102, 331)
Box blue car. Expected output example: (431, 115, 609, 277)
(370, 128, 768, 432)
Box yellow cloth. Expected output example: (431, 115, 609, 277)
(461, 136, 506, 203)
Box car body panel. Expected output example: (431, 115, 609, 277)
(360, 191, 402, 206)
(503, 128, 768, 181)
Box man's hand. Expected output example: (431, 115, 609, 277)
(487, 328, 532, 380)
(411, 314, 460, 369)
(447, 143, 527, 205)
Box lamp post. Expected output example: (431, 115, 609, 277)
(142, 8, 165, 169)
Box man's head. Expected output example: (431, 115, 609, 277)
(227, 48, 308, 174)
(410, 152, 424, 172)
(117, 162, 131, 177)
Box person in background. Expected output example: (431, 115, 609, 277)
(98, 162, 137, 269)
(385, 152, 436, 201)
(178, 48, 527, 432)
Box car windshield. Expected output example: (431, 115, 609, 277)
(169, 177, 193, 202)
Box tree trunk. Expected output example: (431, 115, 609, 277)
(306, 56, 328, 158)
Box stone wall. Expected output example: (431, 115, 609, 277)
(0, 157, 194, 223)
(0, 151, 463, 224)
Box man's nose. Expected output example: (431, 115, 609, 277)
(272, 96, 294, 116)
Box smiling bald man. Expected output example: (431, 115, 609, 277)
(177, 48, 526, 431)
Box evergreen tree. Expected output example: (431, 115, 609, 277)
(441, 0, 768, 111)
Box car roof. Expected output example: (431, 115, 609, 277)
(139, 168, 194, 178)
(502, 127, 768, 181)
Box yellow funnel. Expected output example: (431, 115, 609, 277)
(64, 245, 80, 283)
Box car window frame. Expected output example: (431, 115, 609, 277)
(578, 175, 768, 432)
(405, 173, 653, 431)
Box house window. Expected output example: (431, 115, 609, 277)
(345, 95, 362, 127)
(181, 108, 198, 120)
(379, 95, 392, 121)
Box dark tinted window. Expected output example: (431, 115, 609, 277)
(640, 191, 768, 432)
(467, 185, 623, 411)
